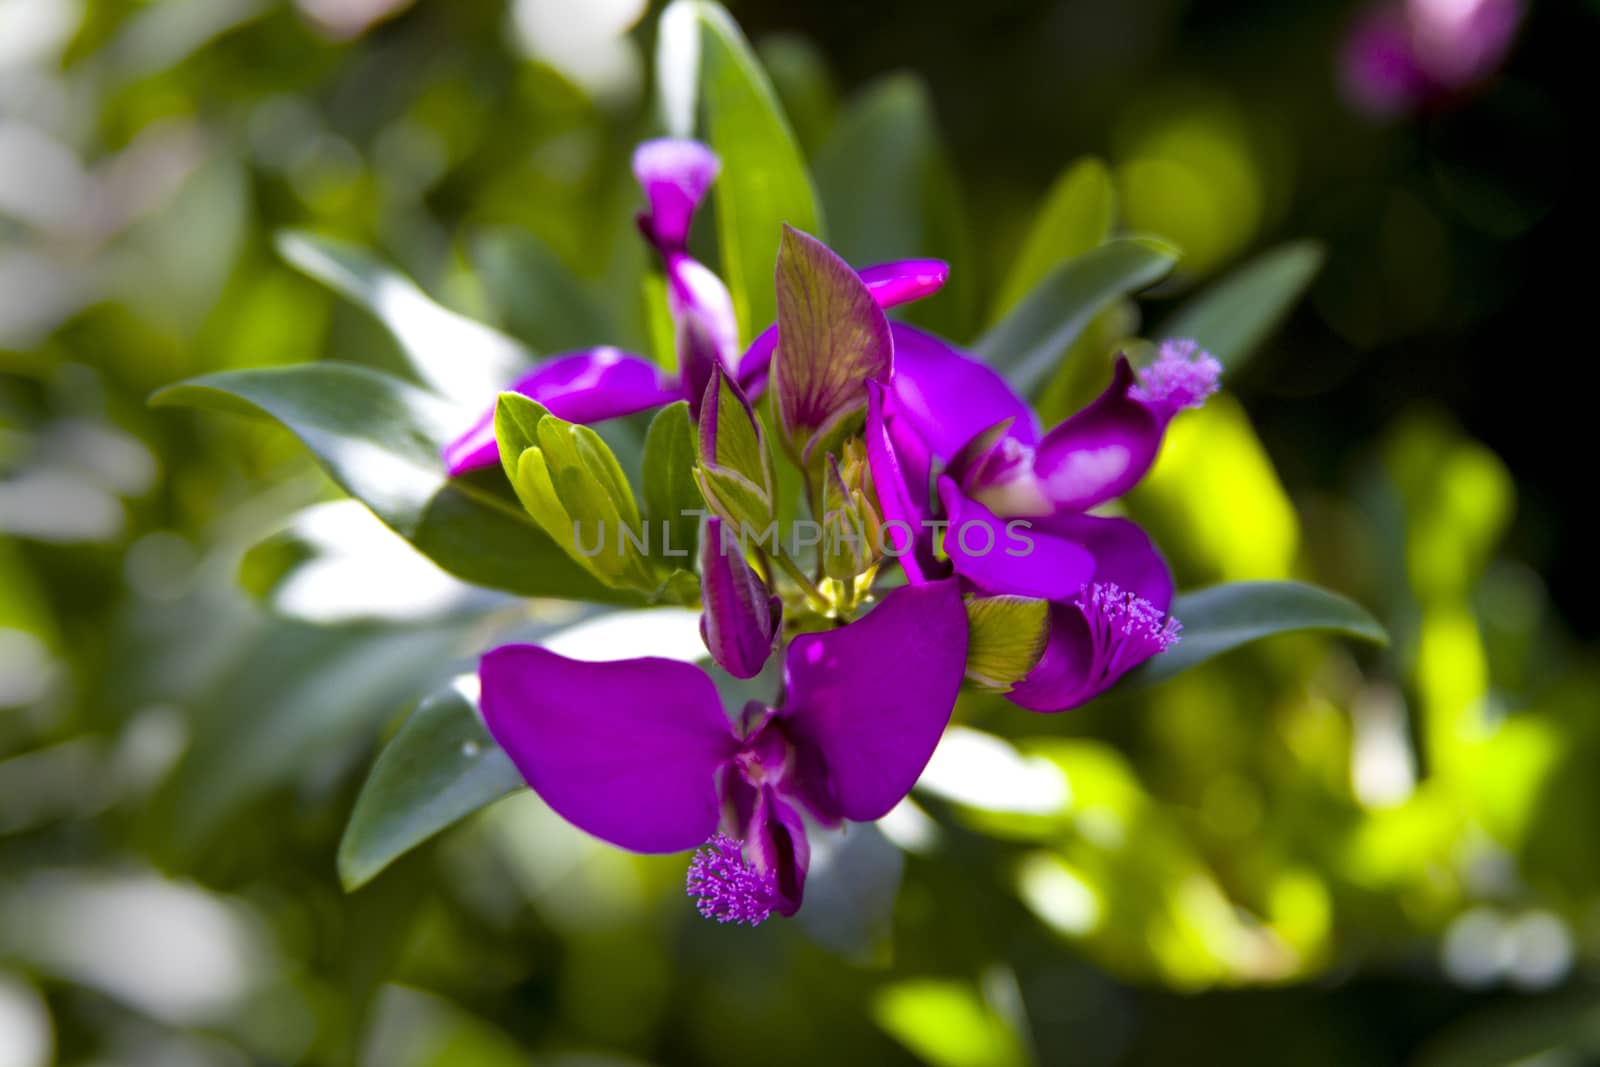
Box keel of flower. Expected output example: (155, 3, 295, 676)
(1130, 339, 1222, 422)
(687, 833, 778, 925)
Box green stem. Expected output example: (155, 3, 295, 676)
(771, 548, 829, 611)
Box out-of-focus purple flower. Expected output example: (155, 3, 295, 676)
(1341, 0, 1522, 118)
(442, 139, 950, 476)
(478, 578, 968, 923)
(867, 335, 1218, 711)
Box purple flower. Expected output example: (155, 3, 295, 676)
(1340, 0, 1522, 118)
(867, 335, 1218, 711)
(442, 139, 951, 476)
(478, 578, 969, 923)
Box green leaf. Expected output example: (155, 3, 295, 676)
(469, 228, 617, 355)
(338, 679, 525, 891)
(1134, 580, 1389, 686)
(493, 391, 550, 486)
(657, 0, 822, 340)
(694, 464, 773, 535)
(700, 369, 772, 494)
(642, 402, 703, 563)
(1159, 240, 1325, 376)
(814, 73, 971, 337)
(153, 363, 628, 603)
(963, 595, 1050, 691)
(532, 415, 656, 590)
(277, 231, 529, 406)
(992, 157, 1116, 322)
(874, 978, 1031, 1067)
(773, 225, 891, 460)
(974, 237, 1177, 399)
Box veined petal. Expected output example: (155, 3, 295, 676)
(443, 349, 678, 475)
(633, 138, 718, 250)
(699, 517, 780, 679)
(781, 579, 968, 823)
(479, 645, 738, 853)
(1030, 357, 1161, 512)
(736, 260, 950, 395)
(938, 477, 1094, 600)
(891, 325, 1040, 460)
(773, 226, 893, 457)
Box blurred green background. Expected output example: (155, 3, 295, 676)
(1, 0, 1591, 1064)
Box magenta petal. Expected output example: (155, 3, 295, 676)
(781, 579, 968, 823)
(890, 325, 1040, 460)
(746, 786, 810, 917)
(938, 477, 1093, 600)
(1031, 357, 1163, 511)
(479, 645, 738, 853)
(865, 381, 932, 583)
(633, 138, 719, 250)
(699, 517, 779, 679)
(1031, 512, 1174, 611)
(442, 349, 679, 475)
(857, 259, 950, 307)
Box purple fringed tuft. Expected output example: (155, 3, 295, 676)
(1130, 339, 1221, 421)
(686, 833, 778, 926)
(1077, 582, 1182, 686)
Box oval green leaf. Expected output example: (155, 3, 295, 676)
(338, 679, 525, 891)
(1134, 579, 1388, 686)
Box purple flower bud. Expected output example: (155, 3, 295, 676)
(699, 517, 780, 679)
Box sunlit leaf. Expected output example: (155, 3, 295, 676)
(974, 238, 1177, 398)
(338, 678, 524, 891)
(1159, 240, 1324, 376)
(1132, 580, 1388, 686)
(874, 979, 1030, 1067)
(992, 157, 1116, 322)
(153, 363, 628, 602)
(656, 0, 822, 339)
(278, 230, 528, 406)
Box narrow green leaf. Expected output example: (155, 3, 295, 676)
(814, 73, 972, 336)
(658, 0, 822, 339)
(277, 231, 529, 405)
(974, 237, 1177, 399)
(1159, 240, 1325, 376)
(339, 680, 524, 890)
(153, 364, 628, 603)
(1133, 580, 1389, 686)
(964, 595, 1050, 691)
(642, 402, 703, 563)
(469, 228, 617, 354)
(992, 157, 1116, 322)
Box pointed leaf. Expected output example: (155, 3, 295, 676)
(974, 237, 1177, 399)
(1132, 580, 1389, 686)
(656, 0, 822, 339)
(774, 225, 892, 458)
(642, 402, 703, 563)
(153, 364, 628, 602)
(992, 157, 1116, 321)
(338, 679, 525, 891)
(493, 392, 550, 485)
(1158, 240, 1325, 376)
(277, 231, 528, 406)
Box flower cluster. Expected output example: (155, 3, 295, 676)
(449, 138, 1220, 924)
